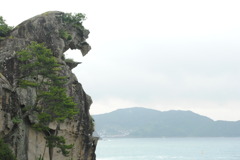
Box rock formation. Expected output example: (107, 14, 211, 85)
(0, 11, 98, 160)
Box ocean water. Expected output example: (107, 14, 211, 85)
(96, 137, 240, 160)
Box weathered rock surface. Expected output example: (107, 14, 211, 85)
(0, 11, 98, 160)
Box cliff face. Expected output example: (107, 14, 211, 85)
(0, 11, 97, 160)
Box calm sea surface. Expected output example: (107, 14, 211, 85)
(96, 137, 240, 160)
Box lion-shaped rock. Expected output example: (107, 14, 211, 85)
(0, 11, 98, 160)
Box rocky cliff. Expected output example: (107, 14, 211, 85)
(0, 11, 98, 160)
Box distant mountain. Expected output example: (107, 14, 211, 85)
(93, 107, 240, 138)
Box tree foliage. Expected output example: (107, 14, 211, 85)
(17, 42, 78, 158)
(45, 135, 74, 157)
(61, 13, 86, 24)
(0, 16, 13, 38)
(0, 138, 16, 160)
(60, 12, 86, 29)
(59, 30, 72, 40)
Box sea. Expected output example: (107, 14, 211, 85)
(96, 137, 240, 160)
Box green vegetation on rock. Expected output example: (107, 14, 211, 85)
(60, 12, 86, 29)
(17, 41, 78, 159)
(64, 58, 75, 63)
(12, 116, 23, 124)
(61, 13, 86, 24)
(0, 16, 13, 40)
(59, 30, 72, 40)
(0, 138, 16, 160)
(89, 116, 95, 133)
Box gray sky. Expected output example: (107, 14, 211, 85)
(1, 0, 240, 120)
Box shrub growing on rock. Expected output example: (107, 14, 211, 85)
(0, 138, 16, 160)
(0, 16, 13, 38)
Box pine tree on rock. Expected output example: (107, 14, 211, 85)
(17, 41, 78, 159)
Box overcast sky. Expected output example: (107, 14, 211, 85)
(1, 0, 240, 120)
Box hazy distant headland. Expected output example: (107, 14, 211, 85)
(93, 107, 240, 138)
